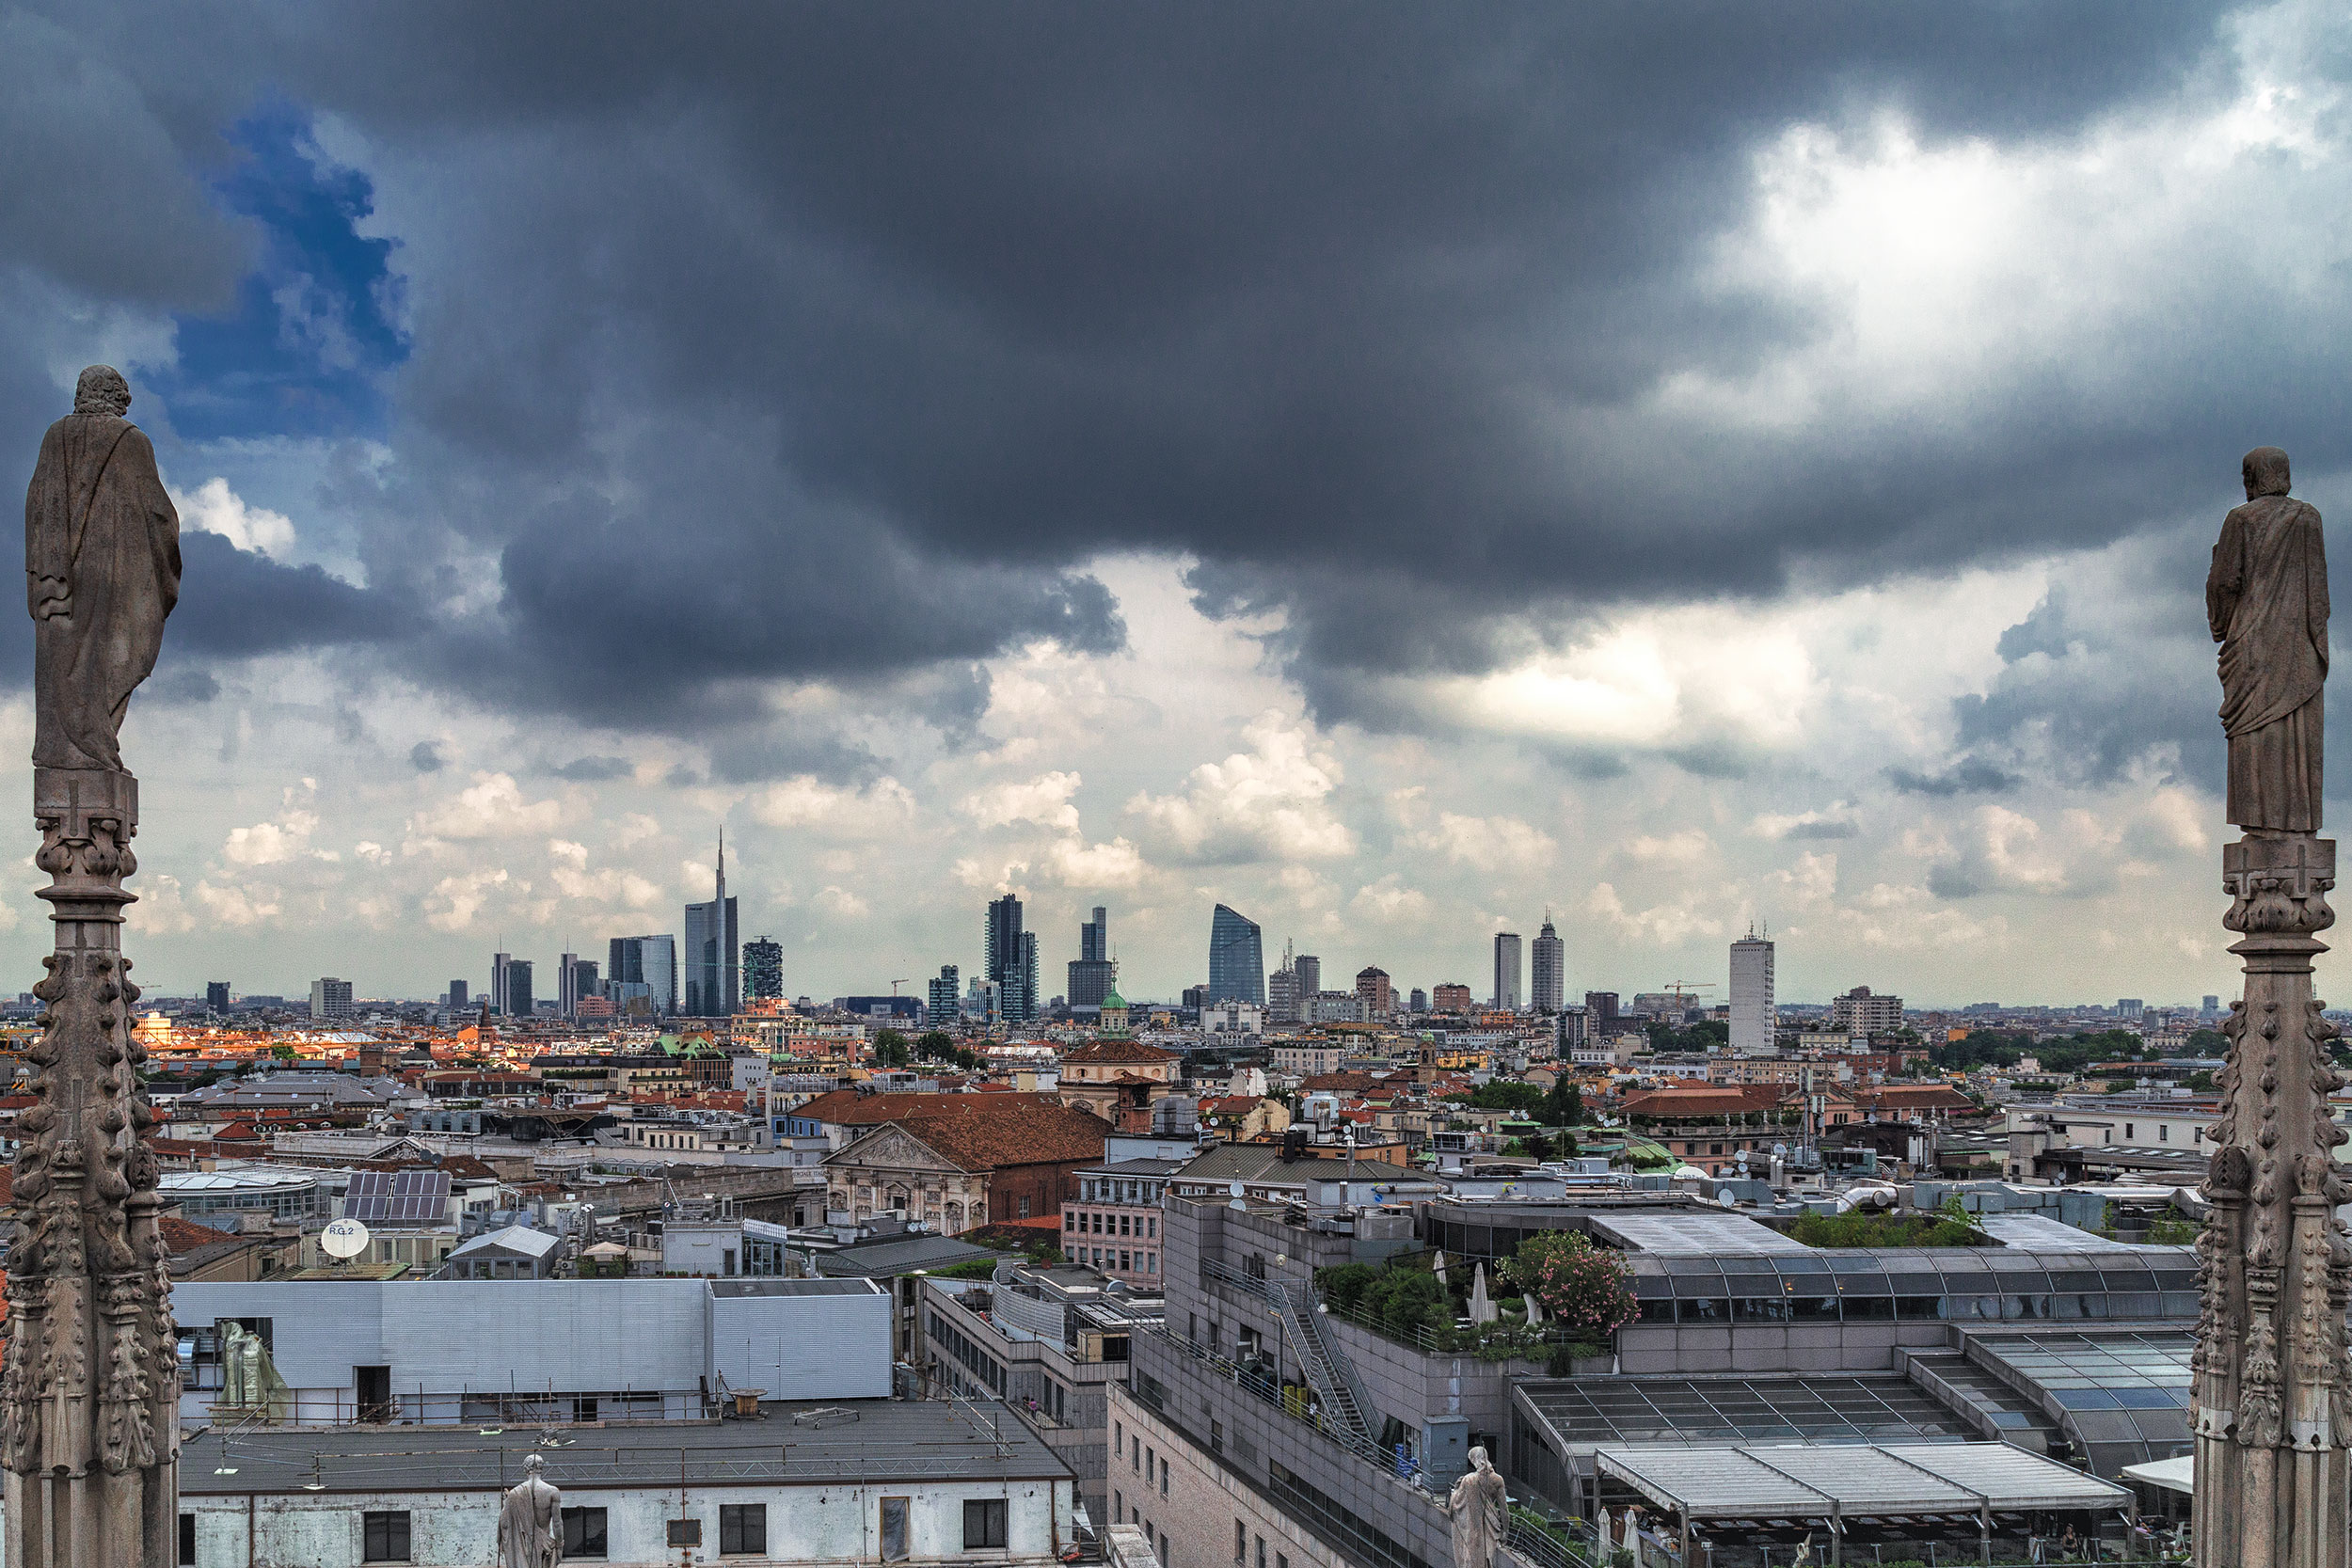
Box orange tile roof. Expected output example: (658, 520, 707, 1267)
(826, 1095, 1108, 1172)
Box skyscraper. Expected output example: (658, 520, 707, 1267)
(743, 936, 784, 1002)
(1355, 966, 1392, 1017)
(1067, 905, 1117, 1007)
(1531, 913, 1565, 1013)
(608, 934, 677, 1015)
(555, 954, 600, 1018)
(928, 964, 961, 1027)
(1492, 931, 1523, 1011)
(684, 832, 739, 1017)
(1207, 904, 1265, 1005)
(491, 956, 533, 1018)
(1267, 942, 1301, 1022)
(1294, 954, 1321, 1000)
(1729, 929, 1776, 1055)
(309, 976, 353, 1019)
(986, 894, 1036, 1023)
(205, 981, 230, 1012)
(448, 979, 469, 1010)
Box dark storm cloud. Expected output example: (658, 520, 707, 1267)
(0, 1, 2270, 753)
(409, 741, 444, 773)
(1887, 759, 2027, 798)
(167, 531, 418, 658)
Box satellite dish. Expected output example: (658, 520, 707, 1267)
(321, 1218, 372, 1261)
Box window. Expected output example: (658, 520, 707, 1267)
(1117, 1491, 1124, 1522)
(1149, 1217, 1156, 1239)
(881, 1497, 911, 1562)
(668, 1519, 704, 1547)
(362, 1511, 411, 1563)
(1257, 1535, 1267, 1568)
(1120, 1214, 1131, 1236)
(964, 1497, 1009, 1550)
(1134, 1437, 1142, 1470)
(1019, 1196, 1032, 1218)
(1236, 1520, 1248, 1562)
(563, 1507, 609, 1560)
(721, 1504, 768, 1556)
(1066, 1211, 1077, 1230)
(179, 1514, 197, 1567)
(1160, 1456, 1169, 1496)
(1148, 1254, 1157, 1274)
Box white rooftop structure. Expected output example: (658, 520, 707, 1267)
(1597, 1439, 2132, 1522)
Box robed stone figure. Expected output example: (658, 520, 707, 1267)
(2208, 445, 2328, 833)
(23, 365, 180, 774)
(498, 1453, 564, 1568)
(1442, 1445, 1506, 1568)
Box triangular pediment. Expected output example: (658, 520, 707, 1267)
(825, 1122, 970, 1174)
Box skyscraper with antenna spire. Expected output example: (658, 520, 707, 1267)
(684, 829, 739, 1017)
(1729, 922, 1776, 1055)
(1531, 910, 1565, 1013)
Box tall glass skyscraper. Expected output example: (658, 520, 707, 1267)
(608, 933, 678, 1015)
(986, 894, 1037, 1022)
(1492, 930, 1523, 1011)
(1067, 905, 1117, 1007)
(1207, 903, 1264, 1005)
(685, 832, 739, 1017)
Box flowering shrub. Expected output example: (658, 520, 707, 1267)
(1499, 1231, 1635, 1338)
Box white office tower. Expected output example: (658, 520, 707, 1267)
(1492, 930, 1523, 1011)
(1729, 928, 1776, 1055)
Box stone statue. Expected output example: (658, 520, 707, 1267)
(219, 1323, 250, 1407)
(23, 365, 181, 773)
(216, 1322, 286, 1421)
(2207, 446, 2327, 833)
(1442, 1445, 1506, 1568)
(2196, 444, 2349, 1568)
(4, 367, 183, 1566)
(497, 1453, 564, 1568)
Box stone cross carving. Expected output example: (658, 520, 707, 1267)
(4, 366, 182, 1567)
(2194, 447, 2349, 1568)
(498, 1453, 564, 1568)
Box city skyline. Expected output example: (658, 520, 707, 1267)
(7, 8, 2348, 1011)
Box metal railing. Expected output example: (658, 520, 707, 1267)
(1200, 1259, 1381, 1445)
(1319, 1290, 1612, 1363)
(1149, 1327, 1437, 1497)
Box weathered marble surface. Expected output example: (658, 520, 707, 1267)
(3, 367, 182, 1567)
(2196, 446, 2349, 1568)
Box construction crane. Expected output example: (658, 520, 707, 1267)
(888, 978, 913, 997)
(1661, 981, 1716, 1005)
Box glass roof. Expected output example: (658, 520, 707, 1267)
(1968, 1330, 2193, 1478)
(1517, 1375, 1975, 1453)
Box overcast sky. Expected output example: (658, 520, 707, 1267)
(4, 1, 2349, 1007)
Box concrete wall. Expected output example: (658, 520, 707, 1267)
(1125, 1331, 1453, 1568)
(1613, 1318, 1950, 1374)
(131, 1478, 1077, 1568)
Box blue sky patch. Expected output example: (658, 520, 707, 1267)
(151, 103, 406, 442)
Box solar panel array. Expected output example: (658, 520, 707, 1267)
(342, 1168, 452, 1226)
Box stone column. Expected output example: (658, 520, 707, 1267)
(2194, 832, 2351, 1568)
(1, 767, 180, 1568)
